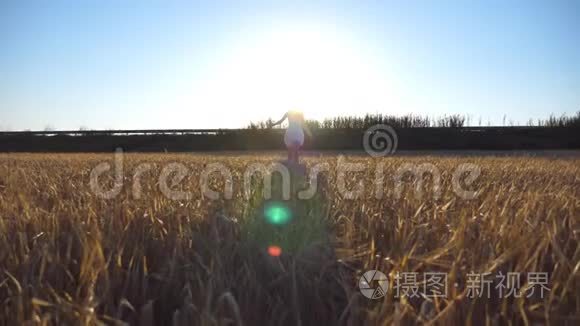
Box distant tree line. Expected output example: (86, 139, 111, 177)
(2, 111, 579, 151)
(2, 112, 578, 133)
(535, 112, 580, 128)
(248, 112, 580, 130)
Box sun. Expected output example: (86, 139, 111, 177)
(190, 24, 397, 126)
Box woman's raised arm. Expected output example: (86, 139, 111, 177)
(269, 112, 288, 128)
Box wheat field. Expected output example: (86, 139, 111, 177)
(0, 153, 578, 325)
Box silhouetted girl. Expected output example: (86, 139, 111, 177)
(270, 110, 309, 164)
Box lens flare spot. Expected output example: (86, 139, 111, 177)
(268, 245, 282, 257)
(264, 203, 291, 225)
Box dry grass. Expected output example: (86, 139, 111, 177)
(0, 153, 578, 325)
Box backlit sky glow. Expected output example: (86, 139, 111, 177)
(1, 0, 579, 130)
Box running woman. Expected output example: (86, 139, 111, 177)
(269, 110, 309, 164)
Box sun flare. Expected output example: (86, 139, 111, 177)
(192, 25, 397, 126)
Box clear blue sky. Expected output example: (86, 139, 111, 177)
(1, 0, 579, 130)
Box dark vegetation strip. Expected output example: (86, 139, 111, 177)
(0, 127, 579, 152)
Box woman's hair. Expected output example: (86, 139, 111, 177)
(287, 110, 304, 122)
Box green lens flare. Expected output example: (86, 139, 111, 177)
(264, 203, 292, 225)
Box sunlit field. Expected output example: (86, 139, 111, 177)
(0, 153, 578, 325)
